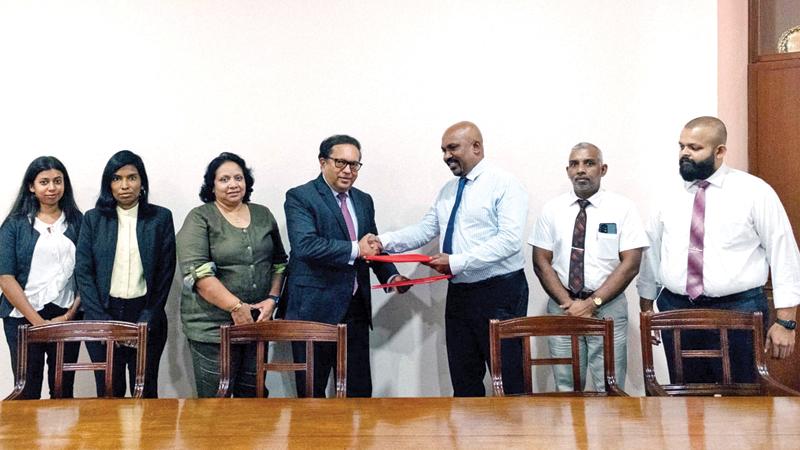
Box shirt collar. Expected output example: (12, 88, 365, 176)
(322, 178, 350, 201)
(464, 158, 488, 182)
(682, 163, 729, 192)
(116, 203, 139, 218)
(568, 189, 604, 207)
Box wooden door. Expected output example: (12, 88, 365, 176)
(749, 55, 800, 391)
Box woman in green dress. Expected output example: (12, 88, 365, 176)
(177, 152, 287, 398)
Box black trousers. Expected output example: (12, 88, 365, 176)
(445, 270, 529, 397)
(85, 297, 167, 398)
(2, 303, 81, 399)
(292, 292, 372, 398)
(656, 287, 769, 384)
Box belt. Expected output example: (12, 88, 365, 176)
(668, 286, 764, 305)
(571, 290, 595, 300)
(449, 269, 523, 289)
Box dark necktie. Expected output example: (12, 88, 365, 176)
(568, 199, 591, 295)
(686, 180, 710, 299)
(338, 192, 358, 294)
(442, 176, 467, 254)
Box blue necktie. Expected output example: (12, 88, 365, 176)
(442, 176, 467, 254)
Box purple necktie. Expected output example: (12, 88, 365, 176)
(338, 192, 358, 294)
(568, 199, 590, 295)
(686, 180, 710, 299)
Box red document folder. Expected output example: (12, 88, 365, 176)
(372, 274, 452, 289)
(363, 254, 433, 263)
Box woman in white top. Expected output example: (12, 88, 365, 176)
(0, 156, 83, 399)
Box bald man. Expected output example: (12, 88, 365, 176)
(369, 122, 530, 396)
(638, 116, 800, 384)
(531, 143, 647, 392)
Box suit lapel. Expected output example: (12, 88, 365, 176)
(350, 190, 367, 239)
(136, 208, 151, 283)
(314, 175, 350, 239)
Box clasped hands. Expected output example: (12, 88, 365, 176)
(559, 298, 597, 319)
(231, 298, 278, 325)
(360, 233, 452, 275)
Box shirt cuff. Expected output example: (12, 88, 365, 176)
(772, 286, 800, 309)
(383, 274, 401, 293)
(448, 254, 465, 275)
(637, 283, 660, 301)
(377, 233, 393, 252)
(349, 241, 359, 265)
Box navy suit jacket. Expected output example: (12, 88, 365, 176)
(283, 175, 398, 325)
(75, 205, 176, 324)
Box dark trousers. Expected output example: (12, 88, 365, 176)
(85, 297, 167, 398)
(293, 292, 372, 398)
(656, 287, 769, 384)
(445, 270, 529, 397)
(2, 303, 81, 400)
(188, 339, 261, 398)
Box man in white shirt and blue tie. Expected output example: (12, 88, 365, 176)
(369, 121, 530, 396)
(638, 116, 800, 383)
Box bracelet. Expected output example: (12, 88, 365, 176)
(230, 301, 244, 313)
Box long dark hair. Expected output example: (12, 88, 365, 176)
(96, 150, 153, 217)
(199, 152, 254, 203)
(5, 156, 82, 227)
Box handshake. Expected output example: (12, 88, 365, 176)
(358, 233, 384, 257)
(357, 233, 452, 276)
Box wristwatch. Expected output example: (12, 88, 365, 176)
(267, 294, 280, 306)
(591, 297, 603, 307)
(776, 318, 797, 330)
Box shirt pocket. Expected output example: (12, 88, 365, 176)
(597, 232, 619, 260)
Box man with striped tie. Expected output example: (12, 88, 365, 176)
(369, 121, 530, 397)
(531, 142, 647, 392)
(637, 116, 800, 384)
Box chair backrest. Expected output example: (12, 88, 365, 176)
(489, 315, 626, 396)
(640, 309, 799, 396)
(4, 320, 148, 400)
(217, 320, 347, 398)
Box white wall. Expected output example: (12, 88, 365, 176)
(0, 0, 718, 397)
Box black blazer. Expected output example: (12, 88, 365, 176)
(75, 205, 176, 324)
(283, 175, 398, 325)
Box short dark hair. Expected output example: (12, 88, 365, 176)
(318, 135, 361, 160)
(5, 156, 82, 227)
(96, 150, 153, 217)
(199, 152, 254, 203)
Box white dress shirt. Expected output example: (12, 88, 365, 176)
(109, 204, 148, 299)
(530, 190, 648, 292)
(637, 164, 800, 308)
(12, 214, 76, 317)
(380, 159, 528, 284)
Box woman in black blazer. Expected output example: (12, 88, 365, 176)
(76, 150, 176, 398)
(0, 156, 83, 399)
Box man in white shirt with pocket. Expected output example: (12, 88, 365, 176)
(531, 142, 647, 391)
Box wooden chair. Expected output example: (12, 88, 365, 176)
(640, 309, 800, 396)
(489, 316, 627, 396)
(217, 320, 347, 398)
(4, 321, 148, 400)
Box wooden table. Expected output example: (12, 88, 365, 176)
(2, 397, 799, 448)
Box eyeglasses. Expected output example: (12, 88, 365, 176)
(325, 157, 363, 172)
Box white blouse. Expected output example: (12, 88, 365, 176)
(12, 213, 76, 317)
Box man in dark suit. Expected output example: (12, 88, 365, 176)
(284, 134, 408, 397)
